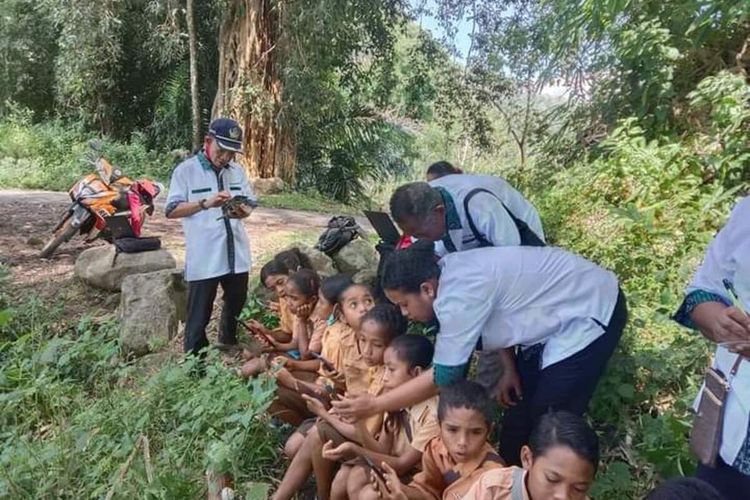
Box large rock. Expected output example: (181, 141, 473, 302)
(119, 269, 187, 357)
(333, 239, 379, 278)
(279, 243, 338, 278)
(75, 246, 177, 292)
(251, 177, 285, 195)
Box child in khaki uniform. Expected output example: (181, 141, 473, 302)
(271, 303, 407, 500)
(372, 381, 505, 500)
(276, 282, 376, 457)
(320, 335, 439, 500)
(461, 411, 599, 500)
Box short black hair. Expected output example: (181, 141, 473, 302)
(337, 282, 374, 306)
(260, 248, 314, 285)
(529, 411, 600, 472)
(437, 380, 494, 426)
(260, 259, 289, 285)
(426, 161, 461, 179)
(381, 240, 440, 294)
(287, 268, 320, 298)
(389, 182, 443, 224)
(275, 248, 312, 272)
(320, 274, 354, 304)
(646, 477, 723, 500)
(388, 335, 434, 370)
(361, 303, 407, 341)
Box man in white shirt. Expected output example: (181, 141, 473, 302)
(390, 171, 545, 258)
(165, 118, 256, 356)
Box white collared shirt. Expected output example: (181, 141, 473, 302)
(429, 173, 545, 256)
(433, 246, 619, 370)
(687, 196, 750, 465)
(165, 154, 255, 282)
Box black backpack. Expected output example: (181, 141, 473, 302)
(464, 188, 545, 248)
(314, 216, 363, 256)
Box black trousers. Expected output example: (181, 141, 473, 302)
(184, 272, 248, 356)
(498, 289, 628, 465)
(697, 458, 750, 500)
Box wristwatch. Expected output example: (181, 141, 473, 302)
(199, 199, 208, 210)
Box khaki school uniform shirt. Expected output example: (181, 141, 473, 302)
(278, 298, 294, 334)
(410, 436, 505, 500)
(462, 467, 591, 500)
(308, 317, 327, 353)
(315, 321, 350, 391)
(390, 396, 440, 456)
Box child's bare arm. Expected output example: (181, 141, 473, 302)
(293, 316, 310, 359)
(355, 418, 390, 454)
(350, 444, 422, 476)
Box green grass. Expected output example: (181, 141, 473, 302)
(259, 191, 358, 215)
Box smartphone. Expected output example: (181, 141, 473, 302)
(362, 455, 387, 484)
(238, 319, 275, 345)
(310, 352, 336, 372)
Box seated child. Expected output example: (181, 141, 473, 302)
(372, 380, 505, 500)
(247, 248, 313, 344)
(271, 303, 406, 500)
(240, 268, 320, 378)
(277, 281, 375, 451)
(458, 410, 599, 500)
(323, 335, 438, 500)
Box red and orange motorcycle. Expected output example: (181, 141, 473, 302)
(40, 141, 163, 258)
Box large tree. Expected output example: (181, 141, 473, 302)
(212, 0, 294, 180)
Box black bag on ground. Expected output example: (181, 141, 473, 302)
(113, 236, 162, 254)
(314, 216, 363, 256)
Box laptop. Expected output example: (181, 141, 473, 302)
(363, 210, 401, 245)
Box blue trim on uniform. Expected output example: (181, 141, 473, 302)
(191, 187, 212, 194)
(434, 187, 461, 253)
(197, 151, 213, 171)
(165, 200, 181, 217)
(673, 289, 730, 329)
(433, 362, 469, 386)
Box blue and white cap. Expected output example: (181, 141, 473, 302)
(208, 117, 244, 153)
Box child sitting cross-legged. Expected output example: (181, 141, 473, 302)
(321, 334, 439, 500)
(271, 303, 407, 500)
(371, 380, 505, 500)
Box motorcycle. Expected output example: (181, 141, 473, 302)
(40, 141, 163, 258)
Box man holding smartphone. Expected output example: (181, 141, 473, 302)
(165, 117, 256, 356)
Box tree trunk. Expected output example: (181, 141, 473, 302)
(186, 0, 202, 150)
(212, 0, 296, 182)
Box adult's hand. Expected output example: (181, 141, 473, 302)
(496, 366, 523, 407)
(330, 393, 379, 420)
(206, 190, 231, 208)
(692, 302, 750, 344)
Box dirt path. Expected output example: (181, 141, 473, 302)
(0, 189, 371, 295)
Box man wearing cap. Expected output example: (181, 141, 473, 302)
(166, 118, 256, 356)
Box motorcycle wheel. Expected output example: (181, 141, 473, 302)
(39, 218, 79, 258)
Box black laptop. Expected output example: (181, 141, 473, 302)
(106, 213, 137, 239)
(363, 210, 401, 245)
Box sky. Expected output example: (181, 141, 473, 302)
(409, 0, 570, 99)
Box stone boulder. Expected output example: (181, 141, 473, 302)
(75, 246, 177, 292)
(279, 243, 338, 278)
(119, 269, 187, 357)
(251, 177, 285, 195)
(333, 239, 379, 279)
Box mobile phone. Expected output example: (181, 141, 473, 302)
(722, 279, 748, 316)
(310, 352, 336, 372)
(362, 455, 387, 483)
(238, 319, 275, 345)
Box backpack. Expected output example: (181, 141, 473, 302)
(314, 216, 363, 256)
(463, 188, 545, 248)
